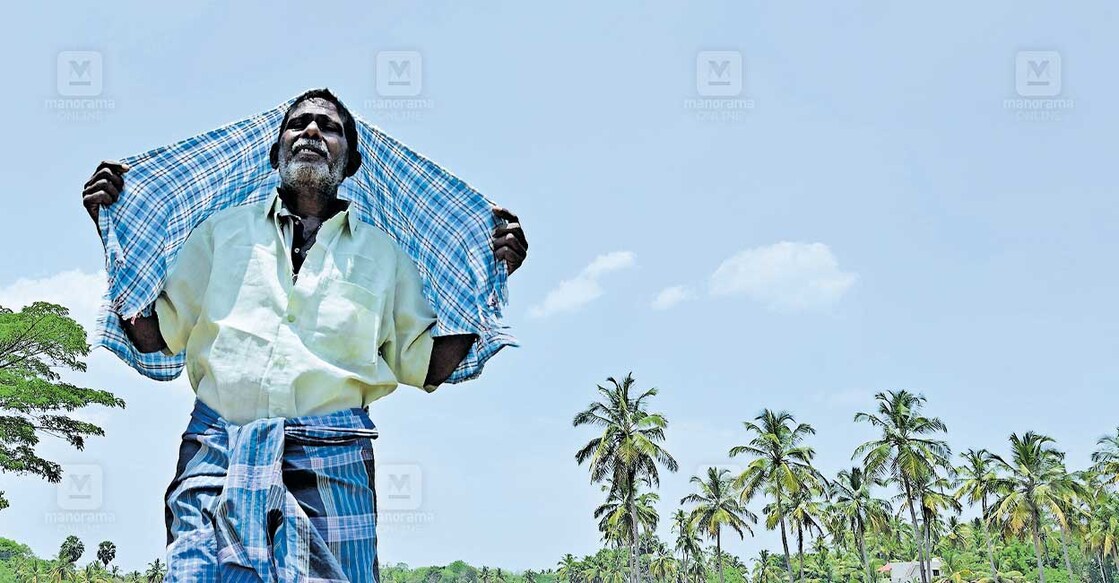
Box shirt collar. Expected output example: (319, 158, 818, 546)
(264, 187, 358, 233)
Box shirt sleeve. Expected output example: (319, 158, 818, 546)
(381, 245, 438, 391)
(154, 219, 214, 356)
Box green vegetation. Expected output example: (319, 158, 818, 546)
(0, 302, 125, 510)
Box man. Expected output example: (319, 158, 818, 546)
(81, 89, 527, 581)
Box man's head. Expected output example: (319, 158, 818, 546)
(270, 88, 362, 195)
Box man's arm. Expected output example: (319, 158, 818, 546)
(121, 314, 168, 354)
(423, 334, 478, 389)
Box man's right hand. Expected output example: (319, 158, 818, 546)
(82, 160, 130, 229)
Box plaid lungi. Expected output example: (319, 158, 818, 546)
(164, 399, 381, 582)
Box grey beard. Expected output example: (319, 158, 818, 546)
(278, 147, 346, 194)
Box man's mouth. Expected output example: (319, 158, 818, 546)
(292, 140, 328, 159)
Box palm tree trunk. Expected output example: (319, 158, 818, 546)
(1058, 525, 1075, 583)
(1099, 554, 1108, 583)
(777, 488, 796, 583)
(716, 530, 725, 583)
(980, 498, 999, 583)
(797, 523, 805, 583)
(857, 527, 871, 583)
(901, 478, 929, 583)
(1032, 508, 1047, 583)
(629, 485, 640, 583)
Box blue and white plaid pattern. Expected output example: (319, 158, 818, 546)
(164, 399, 382, 582)
(93, 94, 516, 383)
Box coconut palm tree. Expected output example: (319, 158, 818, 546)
(144, 558, 167, 582)
(830, 465, 892, 583)
(594, 485, 660, 549)
(648, 550, 678, 583)
(953, 449, 1002, 582)
(988, 432, 1076, 583)
(906, 474, 961, 581)
(854, 390, 950, 583)
(575, 373, 679, 583)
(730, 409, 820, 583)
(786, 484, 827, 582)
(681, 467, 758, 583)
(1093, 428, 1119, 486)
(557, 554, 580, 583)
(672, 509, 704, 583)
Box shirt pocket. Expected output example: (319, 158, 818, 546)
(306, 278, 385, 369)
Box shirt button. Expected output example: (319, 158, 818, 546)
(294, 247, 301, 254)
(287, 314, 296, 323)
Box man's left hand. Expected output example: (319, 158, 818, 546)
(492, 207, 528, 275)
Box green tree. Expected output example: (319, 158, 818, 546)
(953, 449, 1002, 583)
(144, 558, 167, 582)
(681, 467, 757, 583)
(672, 509, 704, 583)
(58, 535, 84, 564)
(989, 432, 1076, 583)
(729, 409, 819, 583)
(830, 465, 892, 583)
(854, 390, 950, 583)
(0, 302, 125, 509)
(1094, 428, 1119, 486)
(557, 554, 579, 583)
(95, 540, 116, 568)
(574, 373, 679, 583)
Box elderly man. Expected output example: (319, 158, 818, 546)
(81, 89, 527, 581)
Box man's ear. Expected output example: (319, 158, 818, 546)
(269, 142, 280, 170)
(344, 150, 363, 178)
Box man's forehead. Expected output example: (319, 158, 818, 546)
(287, 98, 342, 120)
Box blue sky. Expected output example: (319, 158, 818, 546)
(1, 0, 1116, 572)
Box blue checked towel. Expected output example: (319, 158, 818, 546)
(164, 399, 382, 582)
(93, 94, 516, 383)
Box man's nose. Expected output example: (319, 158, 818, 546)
(301, 121, 322, 140)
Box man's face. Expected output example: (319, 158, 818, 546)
(276, 98, 349, 193)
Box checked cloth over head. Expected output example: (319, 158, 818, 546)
(92, 93, 516, 384)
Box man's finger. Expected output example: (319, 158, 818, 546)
(84, 166, 125, 190)
(494, 248, 523, 274)
(493, 233, 527, 258)
(83, 192, 114, 208)
(82, 179, 120, 200)
(493, 224, 527, 249)
(97, 160, 131, 173)
(492, 206, 519, 224)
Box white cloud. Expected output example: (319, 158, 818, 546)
(650, 285, 694, 310)
(709, 242, 856, 311)
(530, 251, 635, 318)
(0, 269, 107, 335)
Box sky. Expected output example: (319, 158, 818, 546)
(1, 0, 1117, 573)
